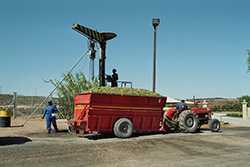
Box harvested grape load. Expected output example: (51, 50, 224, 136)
(85, 87, 163, 97)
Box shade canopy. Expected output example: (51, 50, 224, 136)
(166, 97, 194, 104)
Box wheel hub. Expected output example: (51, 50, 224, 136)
(120, 123, 129, 133)
(213, 123, 219, 129)
(186, 117, 194, 127)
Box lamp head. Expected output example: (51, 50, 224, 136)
(152, 18, 160, 27)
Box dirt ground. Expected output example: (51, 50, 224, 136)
(1, 118, 250, 167)
(0, 117, 69, 138)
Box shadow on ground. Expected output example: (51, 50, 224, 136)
(78, 131, 168, 140)
(81, 130, 200, 140)
(80, 127, 234, 140)
(0, 137, 32, 146)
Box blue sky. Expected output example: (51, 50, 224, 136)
(1, 0, 250, 99)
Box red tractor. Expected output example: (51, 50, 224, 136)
(162, 101, 220, 133)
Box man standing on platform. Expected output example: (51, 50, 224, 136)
(111, 69, 118, 87)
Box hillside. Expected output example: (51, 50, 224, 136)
(189, 98, 239, 107)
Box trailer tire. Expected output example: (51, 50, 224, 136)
(178, 110, 198, 133)
(209, 119, 220, 132)
(67, 125, 79, 134)
(114, 118, 133, 138)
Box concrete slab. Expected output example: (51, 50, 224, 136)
(213, 113, 250, 127)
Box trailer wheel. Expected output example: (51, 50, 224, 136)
(67, 125, 79, 134)
(178, 110, 198, 133)
(209, 119, 220, 132)
(114, 118, 133, 138)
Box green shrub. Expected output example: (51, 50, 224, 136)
(44, 71, 98, 119)
(226, 113, 242, 118)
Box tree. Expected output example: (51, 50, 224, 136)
(246, 50, 250, 73)
(238, 95, 250, 107)
(44, 71, 99, 119)
(232, 103, 241, 112)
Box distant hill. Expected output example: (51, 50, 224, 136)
(186, 98, 238, 107)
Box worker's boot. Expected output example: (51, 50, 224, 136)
(55, 126, 59, 133)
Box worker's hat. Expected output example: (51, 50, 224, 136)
(48, 100, 52, 103)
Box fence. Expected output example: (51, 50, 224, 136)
(0, 93, 58, 118)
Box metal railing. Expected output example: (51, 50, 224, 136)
(118, 81, 132, 88)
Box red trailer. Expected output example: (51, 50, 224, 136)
(68, 92, 166, 138)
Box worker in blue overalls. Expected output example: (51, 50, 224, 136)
(42, 100, 59, 133)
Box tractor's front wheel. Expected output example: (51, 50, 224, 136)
(178, 110, 198, 133)
(209, 119, 220, 132)
(114, 118, 133, 138)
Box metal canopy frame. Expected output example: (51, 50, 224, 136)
(72, 24, 117, 86)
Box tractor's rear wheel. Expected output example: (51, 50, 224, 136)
(178, 110, 198, 133)
(209, 119, 220, 132)
(114, 118, 133, 138)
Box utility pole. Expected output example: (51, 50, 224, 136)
(152, 18, 160, 92)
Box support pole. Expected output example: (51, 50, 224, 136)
(99, 42, 106, 86)
(50, 92, 53, 100)
(152, 18, 160, 93)
(152, 26, 157, 92)
(21, 48, 89, 126)
(89, 41, 96, 82)
(92, 60, 94, 82)
(13, 92, 17, 119)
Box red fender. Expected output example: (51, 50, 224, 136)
(165, 108, 178, 120)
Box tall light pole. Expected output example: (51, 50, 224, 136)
(152, 18, 160, 92)
(72, 24, 117, 87)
